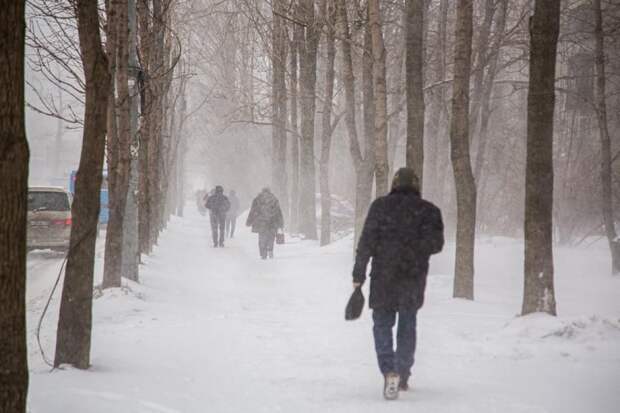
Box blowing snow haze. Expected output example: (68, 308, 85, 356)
(1, 0, 619, 412)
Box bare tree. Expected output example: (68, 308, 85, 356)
(319, 0, 337, 246)
(368, 0, 389, 196)
(103, 0, 132, 289)
(121, 0, 141, 282)
(450, 0, 477, 300)
(473, 0, 508, 183)
(0, 1, 30, 410)
(55, 0, 112, 368)
(522, 0, 560, 316)
(425, 0, 449, 204)
(335, 0, 374, 246)
(405, 0, 425, 187)
(298, 0, 320, 239)
(593, 0, 620, 274)
(137, 0, 152, 256)
(272, 0, 289, 218)
(289, 13, 302, 232)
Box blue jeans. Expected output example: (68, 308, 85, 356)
(372, 308, 418, 380)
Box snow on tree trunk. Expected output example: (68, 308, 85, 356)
(522, 0, 560, 316)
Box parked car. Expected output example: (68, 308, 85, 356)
(27, 187, 72, 252)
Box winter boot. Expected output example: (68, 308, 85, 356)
(383, 372, 400, 400)
(268, 250, 274, 259)
(398, 376, 409, 391)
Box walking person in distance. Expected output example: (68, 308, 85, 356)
(205, 185, 230, 248)
(246, 187, 284, 259)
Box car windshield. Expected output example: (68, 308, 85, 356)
(28, 191, 70, 212)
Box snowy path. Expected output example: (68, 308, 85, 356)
(28, 211, 620, 412)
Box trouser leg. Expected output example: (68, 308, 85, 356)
(210, 215, 218, 246)
(266, 228, 276, 255)
(258, 231, 267, 258)
(395, 308, 418, 381)
(372, 309, 397, 375)
(218, 216, 226, 245)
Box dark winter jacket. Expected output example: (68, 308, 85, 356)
(353, 187, 444, 310)
(205, 190, 231, 217)
(246, 189, 284, 233)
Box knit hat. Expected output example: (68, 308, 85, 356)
(391, 167, 420, 191)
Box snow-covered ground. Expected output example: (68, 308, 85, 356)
(27, 210, 620, 412)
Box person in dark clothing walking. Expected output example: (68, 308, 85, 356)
(226, 190, 240, 238)
(205, 185, 230, 248)
(246, 187, 284, 259)
(352, 167, 444, 400)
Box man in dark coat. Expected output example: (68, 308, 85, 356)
(205, 185, 230, 248)
(352, 167, 444, 400)
(226, 190, 240, 238)
(246, 187, 284, 259)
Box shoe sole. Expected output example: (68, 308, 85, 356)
(383, 373, 400, 400)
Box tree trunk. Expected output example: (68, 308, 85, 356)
(320, 0, 336, 246)
(368, 0, 389, 196)
(137, 0, 151, 257)
(157, 33, 174, 233)
(450, 0, 477, 300)
(359, 20, 376, 239)
(55, 0, 111, 368)
(272, 0, 289, 220)
(593, 0, 620, 274)
(473, 0, 507, 184)
(469, 0, 496, 142)
(175, 88, 187, 218)
(289, 21, 301, 233)
(522, 0, 560, 316)
(405, 0, 425, 187)
(335, 0, 364, 247)
(103, 0, 131, 289)
(298, 0, 320, 240)
(425, 0, 449, 203)
(121, 0, 140, 282)
(0, 2, 29, 410)
(148, 0, 165, 250)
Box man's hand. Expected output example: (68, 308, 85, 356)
(353, 282, 362, 289)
